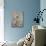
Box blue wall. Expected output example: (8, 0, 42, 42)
(4, 0, 40, 42)
(40, 0, 46, 27)
(40, 0, 46, 44)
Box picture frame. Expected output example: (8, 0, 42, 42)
(11, 11, 24, 27)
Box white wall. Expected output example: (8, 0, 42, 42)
(0, 0, 4, 42)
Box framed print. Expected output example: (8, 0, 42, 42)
(11, 11, 24, 27)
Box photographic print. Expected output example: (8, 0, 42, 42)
(11, 11, 24, 27)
